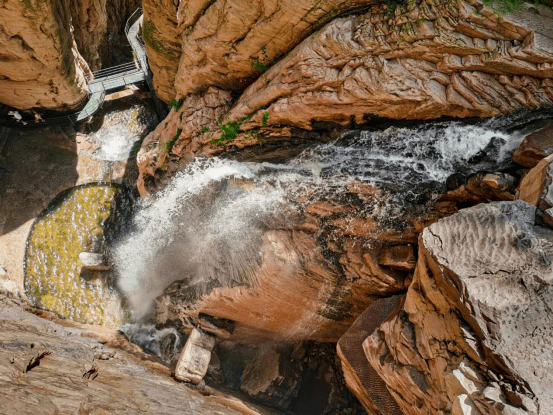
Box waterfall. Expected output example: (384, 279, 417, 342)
(113, 112, 536, 320)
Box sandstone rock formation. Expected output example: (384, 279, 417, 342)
(137, 0, 553, 191)
(0, 0, 88, 110)
(151, 175, 453, 343)
(513, 122, 553, 167)
(361, 201, 553, 414)
(71, 0, 141, 71)
(229, 0, 553, 130)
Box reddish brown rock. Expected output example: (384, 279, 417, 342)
(142, 0, 376, 102)
(442, 171, 516, 203)
(513, 122, 553, 168)
(518, 153, 553, 206)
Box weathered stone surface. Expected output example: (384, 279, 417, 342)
(364, 201, 553, 414)
(337, 295, 403, 415)
(70, 0, 141, 70)
(513, 122, 553, 167)
(175, 328, 216, 384)
(137, 87, 232, 195)
(0, 296, 251, 415)
(228, 0, 553, 130)
(79, 252, 111, 270)
(142, 0, 377, 102)
(138, 0, 553, 183)
(0, 0, 89, 110)
(518, 153, 553, 206)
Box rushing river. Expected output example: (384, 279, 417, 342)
(114, 110, 548, 321)
(23, 109, 550, 326)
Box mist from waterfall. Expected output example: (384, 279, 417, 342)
(114, 112, 539, 321)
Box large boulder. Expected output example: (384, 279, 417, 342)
(363, 201, 553, 414)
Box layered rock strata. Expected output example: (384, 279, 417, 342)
(0, 296, 252, 415)
(229, 0, 553, 129)
(0, 0, 88, 110)
(362, 201, 553, 414)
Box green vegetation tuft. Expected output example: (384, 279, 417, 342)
(166, 128, 182, 152)
(251, 45, 274, 72)
(262, 112, 269, 127)
(212, 118, 242, 145)
(170, 99, 183, 111)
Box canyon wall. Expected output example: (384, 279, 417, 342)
(0, 0, 142, 110)
(141, 0, 377, 102)
(137, 0, 553, 193)
(0, 0, 88, 110)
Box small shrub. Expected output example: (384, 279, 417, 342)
(262, 112, 269, 127)
(251, 45, 274, 72)
(166, 128, 182, 152)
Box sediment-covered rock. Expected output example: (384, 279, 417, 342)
(363, 201, 553, 414)
(0, 0, 88, 110)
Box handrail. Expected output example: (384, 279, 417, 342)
(1, 9, 150, 128)
(125, 8, 143, 35)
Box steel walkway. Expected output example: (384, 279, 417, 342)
(2, 9, 164, 127)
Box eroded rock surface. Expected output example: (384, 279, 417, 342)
(363, 201, 553, 414)
(0, 0, 88, 110)
(513, 122, 553, 167)
(229, 0, 553, 130)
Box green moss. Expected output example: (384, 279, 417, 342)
(142, 20, 172, 55)
(24, 185, 131, 328)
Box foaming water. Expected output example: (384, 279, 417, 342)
(92, 105, 158, 161)
(114, 113, 538, 320)
(114, 159, 285, 319)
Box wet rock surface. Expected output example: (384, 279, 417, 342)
(513, 122, 553, 167)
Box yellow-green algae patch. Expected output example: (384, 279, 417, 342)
(25, 184, 130, 327)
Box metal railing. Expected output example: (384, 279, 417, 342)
(1, 9, 149, 128)
(84, 61, 141, 82)
(125, 8, 143, 35)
